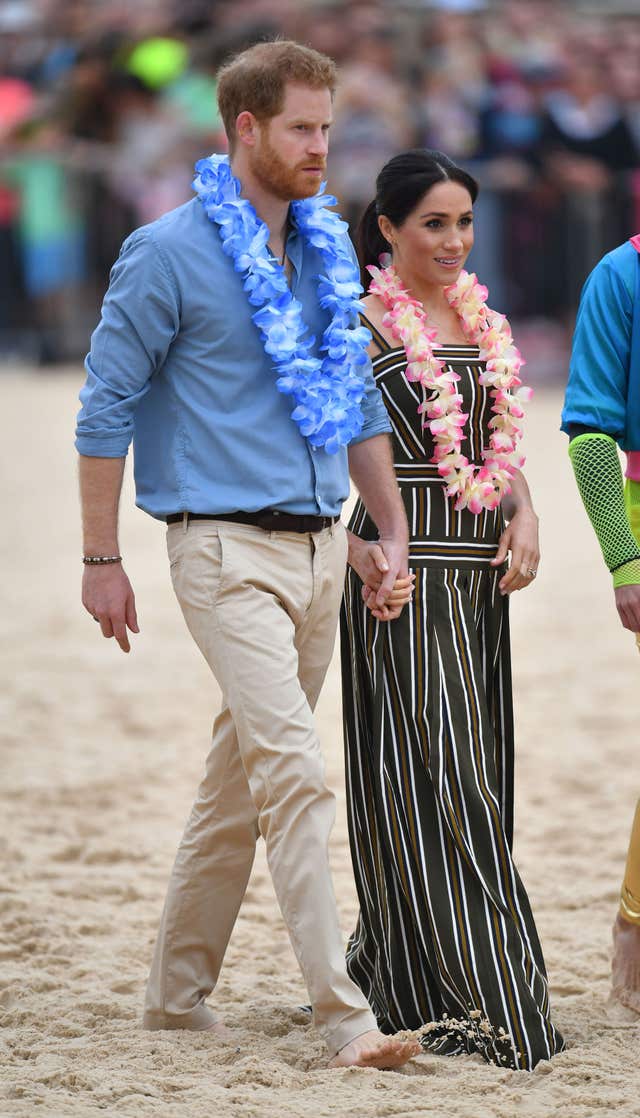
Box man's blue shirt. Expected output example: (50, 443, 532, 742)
(76, 197, 391, 520)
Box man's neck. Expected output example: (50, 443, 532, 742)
(230, 157, 290, 248)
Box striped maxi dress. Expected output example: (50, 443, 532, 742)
(340, 319, 565, 1070)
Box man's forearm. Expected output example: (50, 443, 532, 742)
(348, 434, 408, 542)
(79, 455, 126, 554)
(568, 433, 640, 584)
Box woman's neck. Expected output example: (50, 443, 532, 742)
(393, 266, 468, 343)
(395, 267, 450, 315)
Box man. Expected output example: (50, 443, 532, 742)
(562, 232, 640, 1015)
(76, 40, 418, 1068)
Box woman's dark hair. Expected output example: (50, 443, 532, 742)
(356, 149, 479, 289)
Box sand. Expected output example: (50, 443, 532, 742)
(1, 368, 640, 1118)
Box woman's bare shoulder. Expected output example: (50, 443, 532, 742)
(359, 293, 396, 354)
(359, 293, 384, 323)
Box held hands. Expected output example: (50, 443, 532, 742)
(82, 564, 139, 653)
(347, 532, 414, 621)
(363, 573, 415, 621)
(490, 506, 540, 595)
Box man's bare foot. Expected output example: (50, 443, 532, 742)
(204, 1019, 232, 1039)
(329, 1029, 420, 1069)
(609, 913, 640, 1014)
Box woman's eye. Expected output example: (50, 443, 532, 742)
(459, 217, 473, 227)
(425, 220, 441, 229)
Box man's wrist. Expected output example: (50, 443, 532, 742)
(82, 554, 122, 565)
(613, 558, 640, 588)
(377, 531, 409, 554)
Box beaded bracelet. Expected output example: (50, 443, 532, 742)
(82, 555, 122, 565)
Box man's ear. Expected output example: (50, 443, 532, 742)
(236, 111, 259, 148)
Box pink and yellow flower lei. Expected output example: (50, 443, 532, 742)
(367, 263, 532, 514)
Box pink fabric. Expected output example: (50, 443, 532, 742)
(631, 234, 640, 253)
(626, 451, 640, 481)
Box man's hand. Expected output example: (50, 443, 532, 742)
(348, 534, 390, 589)
(347, 532, 413, 621)
(491, 507, 540, 595)
(615, 584, 640, 634)
(82, 564, 139, 653)
(347, 433, 410, 619)
(372, 534, 410, 610)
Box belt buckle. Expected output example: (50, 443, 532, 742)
(256, 509, 282, 532)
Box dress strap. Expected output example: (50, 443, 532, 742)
(359, 311, 391, 353)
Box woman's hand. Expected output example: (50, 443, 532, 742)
(362, 574, 415, 621)
(491, 506, 540, 595)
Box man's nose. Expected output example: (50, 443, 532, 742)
(307, 128, 328, 156)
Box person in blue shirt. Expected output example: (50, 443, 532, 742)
(75, 40, 419, 1069)
(562, 233, 640, 1016)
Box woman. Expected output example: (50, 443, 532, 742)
(341, 149, 564, 1069)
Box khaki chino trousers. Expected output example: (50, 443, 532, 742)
(143, 517, 376, 1055)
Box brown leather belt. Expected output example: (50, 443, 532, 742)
(166, 510, 338, 533)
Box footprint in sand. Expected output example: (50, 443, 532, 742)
(110, 979, 138, 995)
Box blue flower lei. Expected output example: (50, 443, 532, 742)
(192, 154, 371, 454)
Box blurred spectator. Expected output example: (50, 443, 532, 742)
(2, 116, 87, 362)
(415, 65, 483, 160)
(538, 49, 638, 321)
(327, 20, 412, 228)
(105, 72, 191, 226)
(0, 74, 33, 343)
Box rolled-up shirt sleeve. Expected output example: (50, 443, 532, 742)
(561, 256, 632, 440)
(338, 234, 392, 446)
(75, 229, 180, 457)
(349, 352, 393, 445)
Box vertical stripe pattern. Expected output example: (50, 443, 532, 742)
(340, 321, 564, 1069)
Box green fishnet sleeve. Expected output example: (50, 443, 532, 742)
(625, 478, 640, 543)
(568, 433, 640, 587)
(620, 478, 640, 587)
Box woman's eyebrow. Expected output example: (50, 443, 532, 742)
(419, 210, 473, 218)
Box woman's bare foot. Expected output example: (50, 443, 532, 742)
(329, 1029, 420, 1069)
(609, 913, 640, 1014)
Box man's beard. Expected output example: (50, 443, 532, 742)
(250, 135, 325, 201)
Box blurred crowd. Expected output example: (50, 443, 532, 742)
(1, 0, 639, 365)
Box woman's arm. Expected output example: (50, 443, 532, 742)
(490, 470, 540, 594)
(500, 469, 536, 521)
